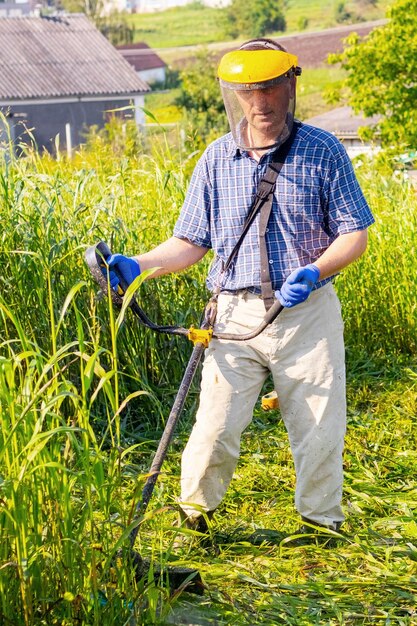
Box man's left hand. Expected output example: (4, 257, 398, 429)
(276, 264, 320, 308)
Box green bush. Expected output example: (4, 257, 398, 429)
(224, 0, 286, 39)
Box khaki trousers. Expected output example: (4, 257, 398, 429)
(180, 282, 346, 528)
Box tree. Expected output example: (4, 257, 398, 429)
(224, 0, 286, 39)
(334, 2, 352, 23)
(328, 0, 417, 150)
(58, 0, 135, 45)
(175, 50, 228, 148)
(58, 0, 104, 18)
(95, 13, 135, 46)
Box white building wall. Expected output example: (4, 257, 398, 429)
(135, 0, 187, 11)
(0, 0, 32, 16)
(102, 0, 131, 14)
(201, 0, 231, 5)
(134, 0, 230, 11)
(137, 67, 165, 85)
(134, 95, 146, 126)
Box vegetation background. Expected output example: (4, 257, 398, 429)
(128, 0, 389, 48)
(1, 0, 416, 624)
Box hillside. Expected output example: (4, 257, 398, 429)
(128, 0, 392, 50)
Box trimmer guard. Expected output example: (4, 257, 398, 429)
(85, 241, 125, 307)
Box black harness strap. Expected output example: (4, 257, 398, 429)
(221, 122, 300, 310)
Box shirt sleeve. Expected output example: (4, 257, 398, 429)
(325, 143, 375, 237)
(173, 157, 213, 249)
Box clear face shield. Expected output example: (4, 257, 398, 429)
(220, 75, 296, 151)
(218, 49, 301, 152)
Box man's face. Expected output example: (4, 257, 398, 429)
(235, 77, 295, 143)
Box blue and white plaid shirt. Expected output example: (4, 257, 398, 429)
(174, 122, 375, 293)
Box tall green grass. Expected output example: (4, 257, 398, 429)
(0, 129, 206, 624)
(0, 121, 416, 624)
(337, 158, 417, 357)
(0, 284, 188, 624)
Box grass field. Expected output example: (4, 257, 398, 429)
(0, 117, 416, 623)
(284, 0, 390, 32)
(130, 3, 226, 48)
(128, 0, 392, 49)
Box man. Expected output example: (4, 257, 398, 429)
(104, 39, 374, 539)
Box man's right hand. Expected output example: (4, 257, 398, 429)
(103, 254, 141, 291)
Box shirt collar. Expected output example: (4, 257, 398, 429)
(224, 133, 286, 164)
(225, 120, 302, 161)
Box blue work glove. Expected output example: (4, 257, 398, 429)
(276, 264, 320, 308)
(103, 254, 141, 291)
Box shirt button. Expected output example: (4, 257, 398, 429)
(265, 228, 269, 233)
(269, 260, 273, 264)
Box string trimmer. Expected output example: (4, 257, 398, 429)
(85, 241, 284, 595)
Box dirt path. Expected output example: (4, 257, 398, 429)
(273, 19, 386, 67)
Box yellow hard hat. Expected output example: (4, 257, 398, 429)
(218, 49, 301, 90)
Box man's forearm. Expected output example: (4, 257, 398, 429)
(134, 236, 209, 278)
(314, 229, 368, 281)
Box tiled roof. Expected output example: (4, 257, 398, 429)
(116, 42, 166, 72)
(0, 14, 151, 100)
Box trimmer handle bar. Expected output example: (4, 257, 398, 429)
(85, 241, 284, 342)
(85, 241, 189, 337)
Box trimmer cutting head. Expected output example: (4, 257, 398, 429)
(85, 241, 125, 307)
(132, 552, 205, 595)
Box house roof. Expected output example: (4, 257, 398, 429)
(306, 106, 380, 138)
(0, 14, 151, 101)
(116, 42, 166, 72)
